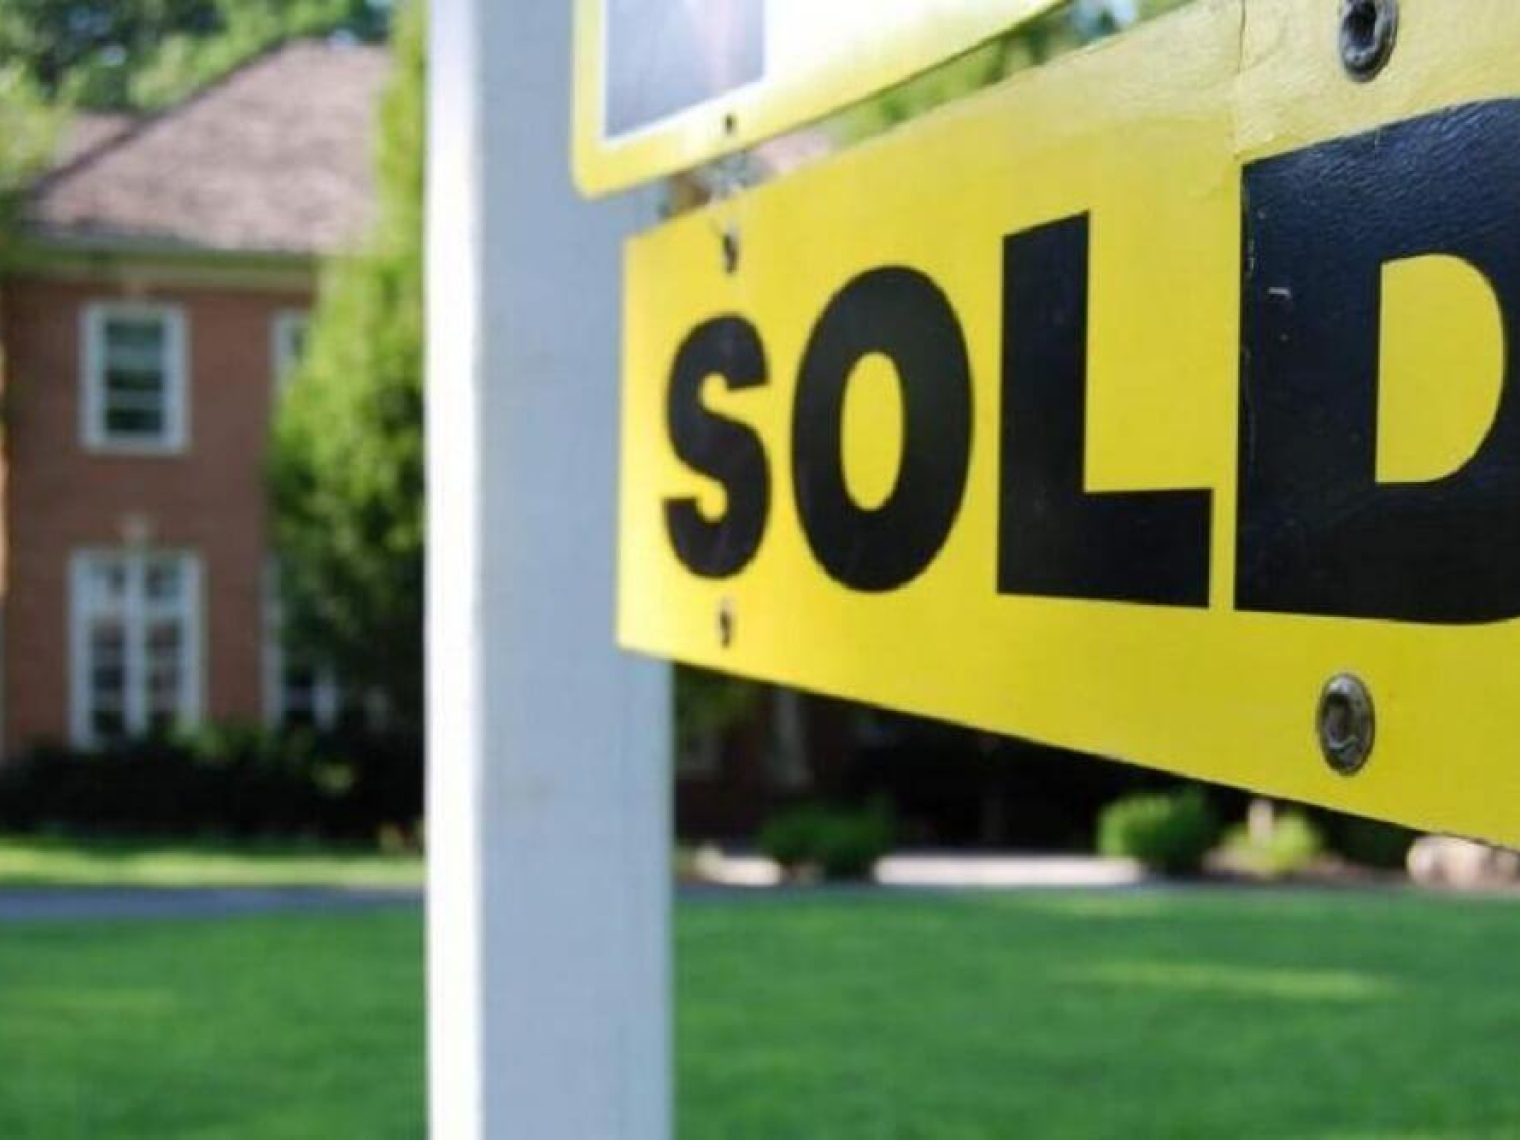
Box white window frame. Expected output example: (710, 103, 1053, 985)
(81, 301, 190, 454)
(262, 557, 342, 731)
(271, 310, 311, 398)
(69, 548, 205, 749)
(676, 729, 722, 780)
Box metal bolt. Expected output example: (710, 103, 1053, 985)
(1339, 0, 1397, 82)
(1317, 673, 1375, 776)
(717, 598, 735, 648)
(721, 226, 740, 275)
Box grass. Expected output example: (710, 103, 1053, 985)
(0, 834, 424, 889)
(682, 889, 1520, 1139)
(6, 888, 1520, 1136)
(0, 909, 423, 1139)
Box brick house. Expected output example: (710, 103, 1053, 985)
(0, 41, 388, 757)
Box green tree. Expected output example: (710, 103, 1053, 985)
(0, 0, 388, 111)
(0, 64, 62, 211)
(834, 0, 1194, 144)
(271, 0, 422, 728)
(0, 65, 63, 279)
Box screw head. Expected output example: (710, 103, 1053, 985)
(717, 598, 735, 649)
(1340, 0, 1398, 82)
(720, 226, 740, 275)
(1317, 673, 1375, 776)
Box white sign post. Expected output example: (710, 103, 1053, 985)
(426, 1, 671, 1136)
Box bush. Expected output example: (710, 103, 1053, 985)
(1098, 787, 1219, 876)
(814, 804, 895, 881)
(0, 724, 421, 845)
(1330, 815, 1419, 870)
(1222, 810, 1324, 877)
(758, 800, 895, 881)
(758, 805, 828, 872)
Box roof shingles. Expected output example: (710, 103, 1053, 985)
(28, 40, 387, 258)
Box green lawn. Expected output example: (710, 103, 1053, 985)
(5, 889, 1520, 1137)
(680, 890, 1520, 1139)
(0, 835, 423, 889)
(0, 909, 423, 1139)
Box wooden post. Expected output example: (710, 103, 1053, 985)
(425, 1, 671, 1135)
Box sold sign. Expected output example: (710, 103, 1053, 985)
(619, 0, 1520, 844)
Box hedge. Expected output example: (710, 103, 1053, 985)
(0, 723, 421, 844)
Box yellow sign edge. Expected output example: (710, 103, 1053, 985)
(572, 0, 1067, 197)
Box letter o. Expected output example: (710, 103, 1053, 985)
(792, 267, 973, 592)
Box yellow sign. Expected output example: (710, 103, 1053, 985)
(619, 0, 1520, 845)
(572, 0, 1065, 196)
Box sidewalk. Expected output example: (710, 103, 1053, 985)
(690, 848, 1146, 890)
(0, 853, 1148, 922)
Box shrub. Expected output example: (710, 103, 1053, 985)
(814, 803, 895, 881)
(0, 724, 421, 845)
(1330, 815, 1419, 870)
(758, 800, 895, 881)
(1098, 787, 1219, 876)
(1222, 810, 1324, 877)
(758, 805, 828, 872)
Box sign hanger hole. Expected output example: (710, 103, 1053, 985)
(1340, 0, 1398, 81)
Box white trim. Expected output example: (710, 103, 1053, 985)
(261, 555, 345, 732)
(261, 558, 284, 727)
(80, 301, 190, 455)
(123, 554, 146, 731)
(67, 554, 90, 748)
(271, 309, 311, 398)
(68, 547, 204, 749)
(21, 249, 316, 294)
(312, 669, 343, 728)
(183, 555, 205, 729)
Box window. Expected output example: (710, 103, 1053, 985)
(262, 559, 358, 732)
(82, 303, 188, 452)
(70, 550, 202, 747)
(676, 730, 722, 779)
(277, 657, 344, 732)
(272, 311, 311, 396)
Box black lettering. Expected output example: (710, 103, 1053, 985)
(1238, 101, 1520, 623)
(664, 316, 769, 578)
(999, 215, 1211, 606)
(792, 267, 973, 592)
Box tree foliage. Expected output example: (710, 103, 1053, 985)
(834, 0, 1194, 143)
(271, 0, 422, 728)
(0, 64, 62, 234)
(0, 0, 388, 111)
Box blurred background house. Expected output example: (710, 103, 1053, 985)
(0, 40, 388, 756)
(0, 5, 1231, 853)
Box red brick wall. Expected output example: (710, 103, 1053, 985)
(1, 273, 312, 756)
